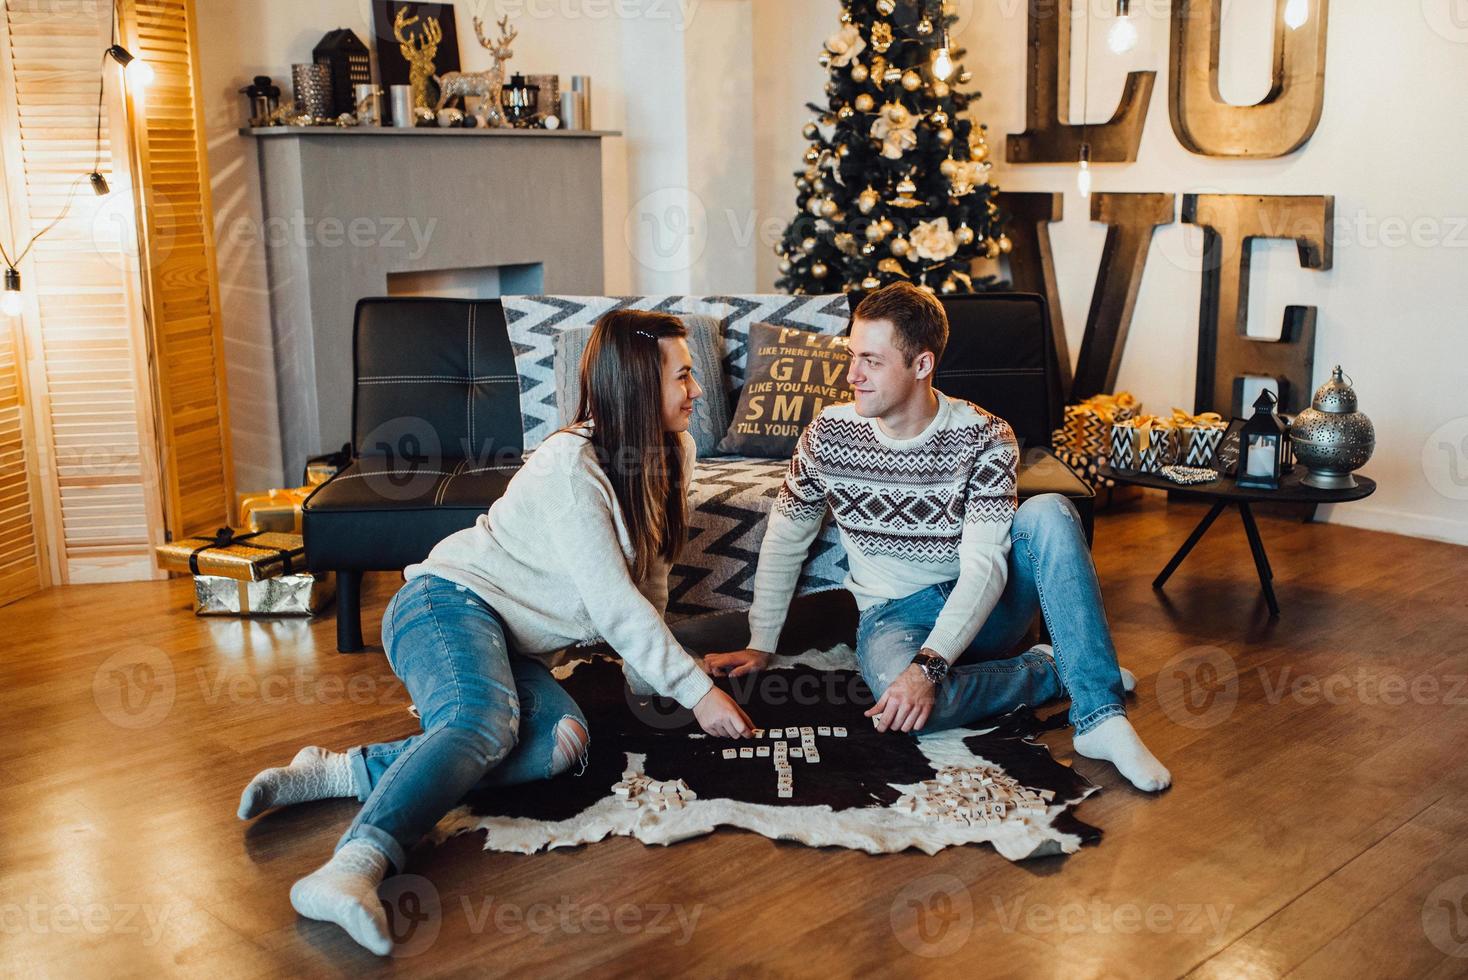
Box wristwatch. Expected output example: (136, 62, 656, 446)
(911, 652, 949, 686)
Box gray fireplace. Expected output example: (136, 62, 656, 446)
(244, 126, 615, 477)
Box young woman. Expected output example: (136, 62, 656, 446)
(237, 310, 753, 955)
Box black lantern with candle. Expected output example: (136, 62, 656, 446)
(1236, 390, 1288, 490)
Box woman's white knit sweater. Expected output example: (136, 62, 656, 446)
(405, 427, 713, 709)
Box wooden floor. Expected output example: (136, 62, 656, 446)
(4, 490, 1468, 979)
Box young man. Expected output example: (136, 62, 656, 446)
(707, 283, 1169, 792)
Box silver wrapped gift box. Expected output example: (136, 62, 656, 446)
(194, 572, 335, 617)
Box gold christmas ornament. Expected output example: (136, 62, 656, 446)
(862, 275, 882, 290)
(931, 80, 950, 99)
(857, 186, 879, 214)
(937, 127, 954, 145)
(972, 142, 990, 163)
(931, 109, 949, 128)
(871, 22, 893, 53)
(884, 67, 903, 84)
(998, 234, 1013, 254)
(879, 217, 894, 234)
(877, 258, 908, 275)
(939, 157, 958, 177)
(804, 146, 820, 163)
(818, 52, 831, 68)
(803, 122, 818, 139)
(795, 177, 810, 191)
(851, 63, 870, 83)
(801, 236, 818, 251)
(865, 221, 886, 242)
(891, 236, 911, 256)
(901, 70, 922, 92)
(838, 105, 855, 121)
(890, 175, 921, 208)
(854, 93, 875, 112)
(984, 237, 1001, 259)
(834, 232, 859, 255)
(779, 258, 793, 273)
(812, 177, 826, 194)
(837, 143, 851, 157)
(820, 198, 839, 218)
(840, 8, 852, 23)
(811, 262, 829, 279)
(862, 242, 876, 255)
(807, 196, 826, 216)
(958, 70, 972, 84)
(876, 0, 895, 15)
(955, 222, 975, 245)
(918, 17, 934, 35)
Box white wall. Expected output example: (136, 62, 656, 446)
(199, 1, 1468, 546)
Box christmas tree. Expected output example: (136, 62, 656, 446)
(775, 0, 1009, 297)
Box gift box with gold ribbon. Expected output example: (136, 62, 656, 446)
(1109, 415, 1181, 474)
(1051, 392, 1142, 489)
(1167, 408, 1230, 467)
(236, 486, 315, 534)
(155, 528, 305, 582)
(194, 571, 335, 617)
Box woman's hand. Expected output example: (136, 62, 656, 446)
(704, 648, 770, 678)
(692, 687, 753, 738)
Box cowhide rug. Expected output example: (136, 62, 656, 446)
(433, 646, 1101, 863)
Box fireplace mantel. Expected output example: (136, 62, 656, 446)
(243, 126, 617, 479)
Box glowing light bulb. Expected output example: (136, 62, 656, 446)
(1107, 15, 1138, 54)
(931, 31, 954, 81)
(1, 270, 22, 318)
(1076, 143, 1093, 199)
(126, 57, 154, 86)
(1284, 0, 1308, 30)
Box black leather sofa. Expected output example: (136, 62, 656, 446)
(304, 293, 1092, 652)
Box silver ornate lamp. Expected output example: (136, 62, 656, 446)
(1289, 366, 1375, 489)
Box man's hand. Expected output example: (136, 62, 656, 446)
(865, 662, 937, 733)
(704, 648, 770, 677)
(692, 687, 754, 738)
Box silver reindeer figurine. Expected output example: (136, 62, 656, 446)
(434, 15, 518, 127)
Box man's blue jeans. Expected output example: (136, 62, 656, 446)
(855, 493, 1127, 735)
(336, 574, 588, 871)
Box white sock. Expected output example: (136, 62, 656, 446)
(238, 746, 355, 820)
(1030, 644, 1136, 692)
(289, 840, 393, 956)
(1073, 715, 1172, 792)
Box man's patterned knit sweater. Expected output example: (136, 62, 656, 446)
(747, 391, 1020, 663)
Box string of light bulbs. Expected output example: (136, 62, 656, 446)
(2, 0, 150, 318)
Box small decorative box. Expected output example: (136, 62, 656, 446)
(1109, 417, 1180, 475)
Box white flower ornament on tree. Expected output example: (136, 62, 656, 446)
(911, 216, 959, 261)
(869, 102, 919, 160)
(824, 24, 866, 67)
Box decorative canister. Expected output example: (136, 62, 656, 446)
(1288, 366, 1375, 489)
(292, 63, 333, 120)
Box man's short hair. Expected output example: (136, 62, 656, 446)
(852, 282, 949, 366)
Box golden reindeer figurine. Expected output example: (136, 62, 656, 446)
(434, 16, 518, 126)
(393, 8, 442, 111)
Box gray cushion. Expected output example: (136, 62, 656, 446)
(553, 313, 731, 459)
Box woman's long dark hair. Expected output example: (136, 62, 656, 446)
(564, 309, 689, 584)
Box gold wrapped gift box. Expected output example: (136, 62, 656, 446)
(237, 486, 315, 534)
(155, 528, 305, 582)
(1109, 415, 1181, 474)
(1168, 409, 1229, 467)
(194, 572, 335, 617)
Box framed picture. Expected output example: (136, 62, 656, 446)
(1209, 417, 1247, 477)
(372, 1, 460, 122)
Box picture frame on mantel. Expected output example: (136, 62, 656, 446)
(372, 0, 461, 122)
